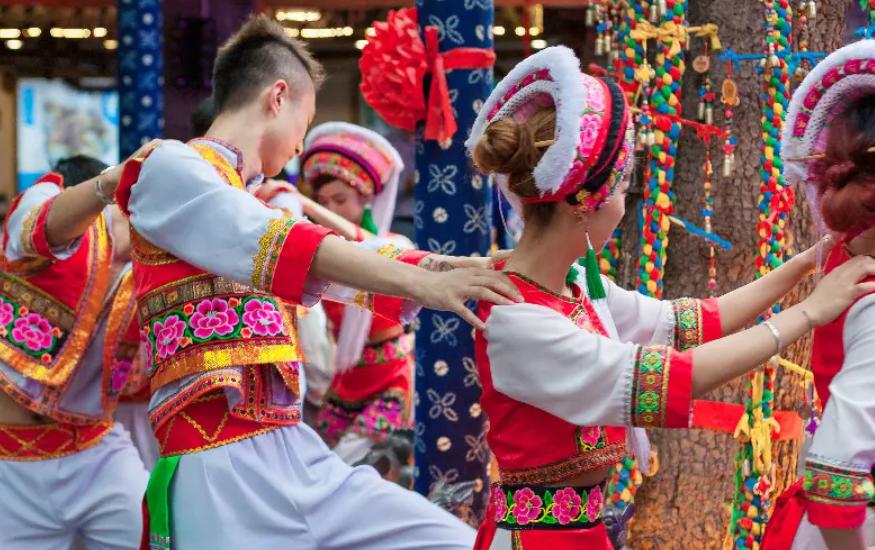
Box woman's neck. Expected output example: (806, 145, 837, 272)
(505, 223, 579, 297)
(848, 226, 875, 257)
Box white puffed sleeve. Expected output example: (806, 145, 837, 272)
(485, 302, 694, 429)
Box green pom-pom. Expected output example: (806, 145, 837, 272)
(584, 247, 606, 300)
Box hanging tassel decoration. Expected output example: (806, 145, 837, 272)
(584, 238, 607, 300)
(360, 204, 379, 235)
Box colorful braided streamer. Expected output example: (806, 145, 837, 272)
(600, 228, 623, 281)
(615, 0, 650, 102)
(726, 2, 792, 549)
(635, 0, 688, 299)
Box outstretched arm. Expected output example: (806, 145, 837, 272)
(126, 141, 520, 329)
(715, 237, 830, 335)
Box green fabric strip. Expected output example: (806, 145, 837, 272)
(146, 455, 181, 550)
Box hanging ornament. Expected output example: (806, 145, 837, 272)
(702, 140, 717, 296)
(695, 41, 714, 125)
(720, 62, 739, 177)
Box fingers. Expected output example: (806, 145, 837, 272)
(469, 271, 523, 302)
(468, 286, 515, 307)
(856, 282, 875, 295)
(455, 304, 486, 331)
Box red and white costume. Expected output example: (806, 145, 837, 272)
(0, 174, 149, 549)
(464, 47, 723, 549)
(120, 138, 474, 550)
(301, 123, 416, 464)
(762, 40, 875, 550)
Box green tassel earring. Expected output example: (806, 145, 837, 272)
(360, 204, 379, 235)
(584, 232, 607, 300)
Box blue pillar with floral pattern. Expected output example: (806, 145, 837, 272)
(413, 0, 494, 526)
(117, 0, 163, 157)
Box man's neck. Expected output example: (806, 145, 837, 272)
(206, 111, 264, 182)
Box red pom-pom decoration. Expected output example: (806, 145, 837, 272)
(359, 8, 427, 133)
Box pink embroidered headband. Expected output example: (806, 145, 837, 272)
(466, 46, 634, 212)
(302, 124, 399, 197)
(302, 122, 404, 236)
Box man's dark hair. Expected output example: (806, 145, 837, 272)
(191, 96, 215, 136)
(53, 155, 108, 187)
(212, 14, 324, 114)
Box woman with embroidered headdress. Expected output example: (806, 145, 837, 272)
(760, 40, 875, 550)
(465, 46, 875, 550)
(292, 123, 417, 466)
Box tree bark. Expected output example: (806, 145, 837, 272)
(624, 1, 847, 548)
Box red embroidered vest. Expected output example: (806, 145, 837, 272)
(0, 173, 112, 389)
(116, 144, 303, 428)
(102, 269, 150, 407)
(476, 274, 626, 486)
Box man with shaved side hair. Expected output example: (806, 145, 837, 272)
(116, 15, 518, 550)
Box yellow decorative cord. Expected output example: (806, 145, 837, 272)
(732, 367, 781, 475)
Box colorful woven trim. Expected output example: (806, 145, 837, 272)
(137, 274, 300, 390)
(792, 57, 875, 140)
(490, 483, 604, 530)
(803, 461, 875, 508)
(0, 419, 112, 461)
(303, 150, 378, 197)
(630, 345, 693, 429)
(672, 297, 722, 351)
(102, 270, 143, 412)
(252, 216, 298, 291)
(499, 438, 626, 486)
(129, 230, 178, 266)
(0, 217, 112, 386)
(155, 392, 282, 456)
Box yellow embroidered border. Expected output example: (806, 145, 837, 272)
(0, 216, 112, 386)
(129, 229, 179, 266)
(631, 345, 672, 428)
(499, 440, 626, 486)
(101, 270, 141, 412)
(18, 204, 41, 258)
(191, 144, 245, 190)
(251, 216, 296, 290)
(0, 420, 112, 461)
(150, 343, 300, 391)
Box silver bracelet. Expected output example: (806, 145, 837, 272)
(94, 174, 116, 205)
(762, 320, 783, 355)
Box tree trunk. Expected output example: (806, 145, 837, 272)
(624, 1, 847, 548)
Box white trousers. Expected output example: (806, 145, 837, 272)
(0, 423, 149, 550)
(171, 422, 475, 549)
(115, 401, 160, 471)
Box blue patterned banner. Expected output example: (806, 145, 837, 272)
(413, 0, 494, 527)
(117, 0, 163, 158)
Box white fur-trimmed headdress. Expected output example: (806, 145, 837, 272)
(784, 40, 875, 196)
(302, 122, 404, 235)
(465, 46, 633, 211)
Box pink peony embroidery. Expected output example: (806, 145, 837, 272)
(512, 487, 543, 525)
(11, 313, 54, 352)
(361, 347, 379, 365)
(552, 487, 582, 525)
(110, 359, 133, 394)
(585, 485, 603, 521)
(242, 299, 283, 337)
(154, 315, 186, 359)
(580, 426, 601, 447)
(383, 340, 398, 359)
(0, 301, 14, 327)
(492, 486, 508, 522)
(579, 114, 603, 156)
(189, 299, 239, 339)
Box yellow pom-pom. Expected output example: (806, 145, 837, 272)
(656, 193, 671, 209)
(646, 262, 655, 272)
(621, 489, 631, 501)
(643, 244, 653, 256)
(662, 73, 672, 85)
(747, 506, 759, 518)
(647, 280, 657, 294)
